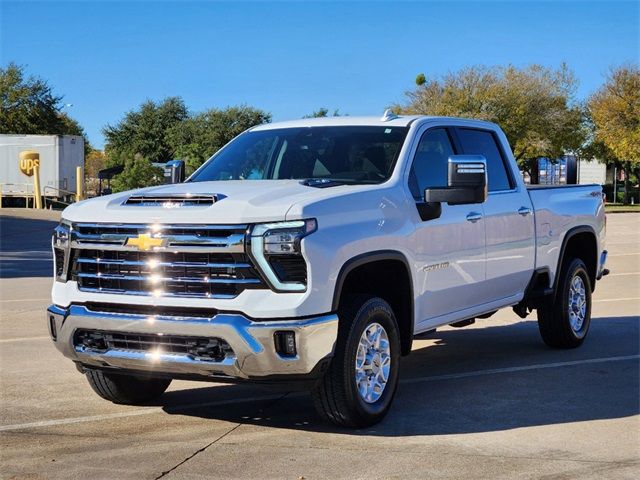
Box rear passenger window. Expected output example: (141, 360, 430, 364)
(408, 128, 455, 200)
(456, 129, 513, 192)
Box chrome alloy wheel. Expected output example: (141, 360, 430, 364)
(568, 275, 587, 332)
(355, 322, 391, 404)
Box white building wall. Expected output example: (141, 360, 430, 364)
(578, 159, 606, 185)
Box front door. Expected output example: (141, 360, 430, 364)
(408, 127, 487, 330)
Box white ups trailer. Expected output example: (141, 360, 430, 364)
(0, 134, 84, 200)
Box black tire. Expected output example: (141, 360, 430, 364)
(85, 369, 171, 405)
(311, 296, 401, 428)
(538, 257, 592, 348)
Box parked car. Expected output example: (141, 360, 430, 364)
(48, 113, 608, 427)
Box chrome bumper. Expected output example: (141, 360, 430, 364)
(46, 305, 338, 379)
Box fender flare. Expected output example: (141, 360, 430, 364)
(553, 225, 598, 294)
(332, 250, 415, 354)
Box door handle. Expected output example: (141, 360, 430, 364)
(466, 212, 483, 223)
(518, 207, 532, 216)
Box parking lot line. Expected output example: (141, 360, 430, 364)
(401, 354, 639, 385)
(0, 393, 287, 433)
(1, 354, 637, 433)
(593, 297, 640, 302)
(0, 336, 50, 343)
(0, 298, 49, 303)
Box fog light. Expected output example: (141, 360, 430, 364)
(274, 331, 297, 357)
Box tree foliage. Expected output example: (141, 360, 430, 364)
(111, 154, 163, 192)
(302, 108, 341, 118)
(588, 65, 640, 165)
(0, 63, 87, 140)
(302, 107, 340, 118)
(167, 105, 271, 174)
(84, 149, 107, 178)
(103, 97, 188, 167)
(588, 64, 640, 203)
(396, 64, 585, 173)
(83, 149, 107, 196)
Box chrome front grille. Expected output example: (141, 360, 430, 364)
(69, 224, 265, 299)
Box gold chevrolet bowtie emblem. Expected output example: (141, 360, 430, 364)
(125, 234, 165, 251)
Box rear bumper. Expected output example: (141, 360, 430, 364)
(46, 304, 338, 380)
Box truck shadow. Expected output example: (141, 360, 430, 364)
(0, 216, 58, 278)
(160, 316, 639, 436)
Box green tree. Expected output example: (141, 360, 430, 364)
(0, 63, 87, 140)
(111, 153, 163, 192)
(303, 108, 341, 118)
(588, 64, 640, 203)
(167, 105, 271, 174)
(103, 97, 188, 191)
(103, 97, 189, 167)
(396, 64, 585, 176)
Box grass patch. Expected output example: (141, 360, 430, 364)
(605, 204, 640, 213)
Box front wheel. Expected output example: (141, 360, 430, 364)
(537, 257, 592, 348)
(311, 296, 401, 428)
(85, 369, 172, 405)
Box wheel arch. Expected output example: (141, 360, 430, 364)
(332, 250, 415, 355)
(554, 226, 598, 294)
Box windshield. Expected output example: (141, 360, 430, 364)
(189, 126, 409, 184)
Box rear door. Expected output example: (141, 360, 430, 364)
(454, 127, 535, 302)
(408, 126, 487, 328)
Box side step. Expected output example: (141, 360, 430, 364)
(449, 319, 475, 328)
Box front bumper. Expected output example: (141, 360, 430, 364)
(46, 305, 338, 380)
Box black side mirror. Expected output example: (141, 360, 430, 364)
(424, 155, 488, 205)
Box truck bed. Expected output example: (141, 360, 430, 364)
(527, 183, 605, 287)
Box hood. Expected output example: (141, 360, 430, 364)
(61, 180, 355, 224)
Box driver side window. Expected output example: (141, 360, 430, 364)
(408, 128, 455, 200)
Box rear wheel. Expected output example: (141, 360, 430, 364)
(85, 369, 171, 405)
(311, 296, 401, 427)
(537, 258, 592, 348)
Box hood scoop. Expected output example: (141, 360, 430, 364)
(123, 194, 220, 207)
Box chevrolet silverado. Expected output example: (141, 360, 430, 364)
(48, 112, 608, 427)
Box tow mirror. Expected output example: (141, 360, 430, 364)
(164, 160, 186, 184)
(424, 155, 488, 205)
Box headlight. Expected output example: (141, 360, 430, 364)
(250, 219, 317, 292)
(52, 220, 72, 281)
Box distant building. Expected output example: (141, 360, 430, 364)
(0, 134, 84, 197)
(522, 155, 607, 186)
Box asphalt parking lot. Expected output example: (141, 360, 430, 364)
(0, 210, 638, 479)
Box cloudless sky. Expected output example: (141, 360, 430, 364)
(1, 0, 638, 148)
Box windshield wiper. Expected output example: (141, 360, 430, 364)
(299, 178, 380, 188)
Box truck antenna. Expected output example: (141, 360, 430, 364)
(380, 109, 398, 122)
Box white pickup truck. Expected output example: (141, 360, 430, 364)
(48, 113, 608, 427)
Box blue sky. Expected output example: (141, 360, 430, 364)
(2, 1, 638, 148)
